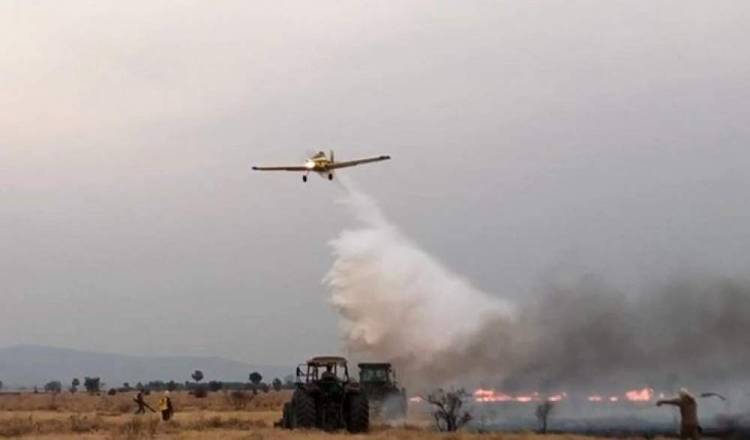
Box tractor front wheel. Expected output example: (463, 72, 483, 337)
(281, 402, 293, 429)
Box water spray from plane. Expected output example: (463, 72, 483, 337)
(326, 177, 515, 385)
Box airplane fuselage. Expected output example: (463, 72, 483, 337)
(305, 158, 333, 172)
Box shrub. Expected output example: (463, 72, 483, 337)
(192, 387, 208, 398)
(70, 378, 80, 393)
(207, 381, 223, 392)
(117, 401, 132, 414)
(272, 378, 283, 392)
(145, 381, 165, 392)
(226, 390, 254, 410)
(118, 416, 158, 439)
(69, 414, 103, 433)
(44, 381, 62, 393)
(83, 377, 101, 394)
(424, 388, 473, 432)
(0, 416, 36, 437)
(45, 393, 60, 411)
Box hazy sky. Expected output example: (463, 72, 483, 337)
(2, 1, 749, 365)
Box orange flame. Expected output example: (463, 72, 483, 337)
(624, 387, 654, 402)
(474, 388, 513, 402)
(474, 388, 654, 404)
(474, 389, 566, 403)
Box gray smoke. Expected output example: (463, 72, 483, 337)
(470, 275, 750, 392)
(327, 184, 750, 392)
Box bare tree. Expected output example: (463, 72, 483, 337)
(423, 388, 473, 432)
(535, 399, 556, 433)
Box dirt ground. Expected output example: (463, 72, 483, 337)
(0, 391, 669, 439)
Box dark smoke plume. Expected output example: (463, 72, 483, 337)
(468, 276, 750, 392)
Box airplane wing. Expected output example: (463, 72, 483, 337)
(700, 392, 727, 401)
(330, 155, 391, 169)
(252, 165, 308, 171)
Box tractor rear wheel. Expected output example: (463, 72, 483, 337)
(292, 390, 316, 429)
(346, 393, 369, 433)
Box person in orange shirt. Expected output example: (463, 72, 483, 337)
(158, 391, 174, 421)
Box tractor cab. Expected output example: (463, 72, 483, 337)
(359, 362, 394, 384)
(297, 356, 350, 384)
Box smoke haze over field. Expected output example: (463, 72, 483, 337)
(2, 1, 750, 366)
(498, 277, 750, 392)
(328, 184, 750, 392)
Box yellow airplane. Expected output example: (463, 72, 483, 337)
(252, 150, 391, 182)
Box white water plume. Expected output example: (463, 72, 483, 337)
(325, 180, 515, 383)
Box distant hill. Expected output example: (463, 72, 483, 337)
(0, 345, 291, 389)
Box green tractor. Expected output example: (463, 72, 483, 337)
(280, 356, 369, 432)
(358, 362, 407, 420)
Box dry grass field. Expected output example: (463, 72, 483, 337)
(0, 391, 667, 439)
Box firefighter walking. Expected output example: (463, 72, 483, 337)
(133, 391, 155, 414)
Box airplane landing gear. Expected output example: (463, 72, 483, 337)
(328, 174, 333, 181)
(302, 175, 308, 182)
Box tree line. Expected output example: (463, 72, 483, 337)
(26, 370, 296, 397)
